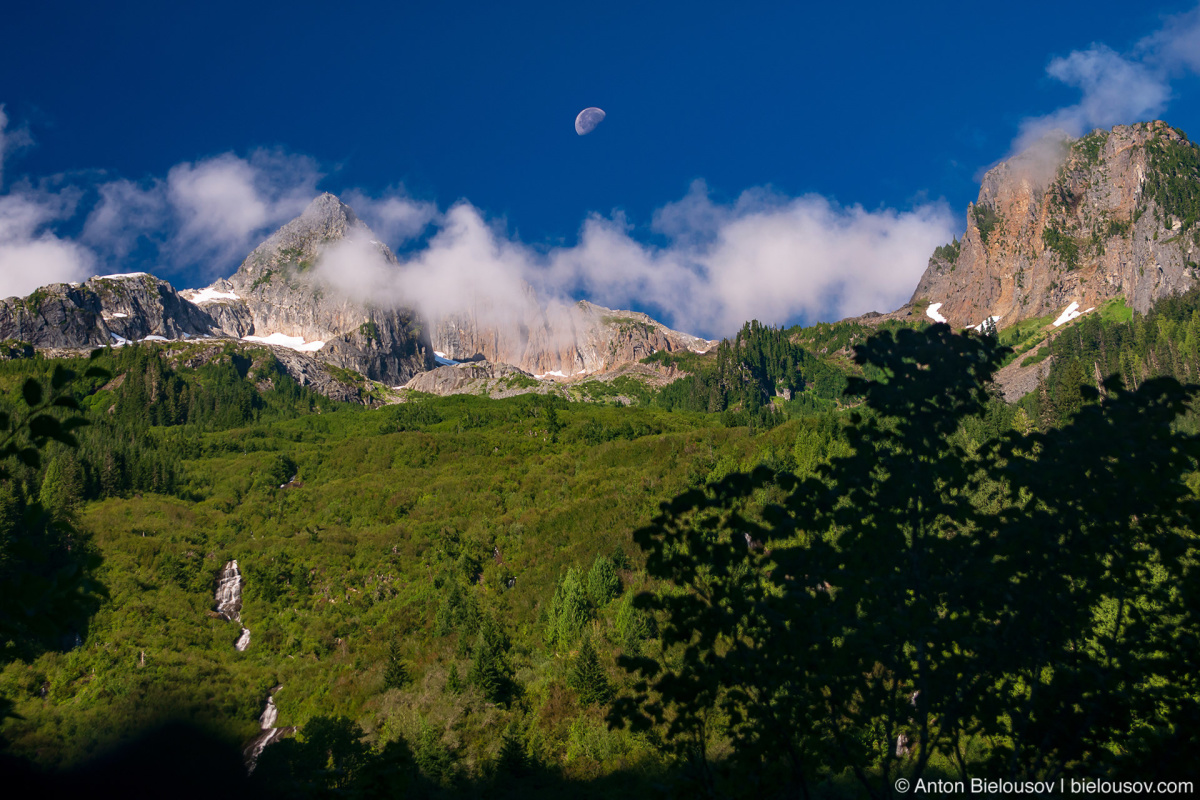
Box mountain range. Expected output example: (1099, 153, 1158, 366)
(2, 119, 1198, 402)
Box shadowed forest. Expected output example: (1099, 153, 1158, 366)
(1, 296, 1199, 799)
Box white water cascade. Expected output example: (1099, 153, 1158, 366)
(243, 688, 297, 772)
(215, 560, 251, 651)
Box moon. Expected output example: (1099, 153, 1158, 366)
(575, 107, 606, 135)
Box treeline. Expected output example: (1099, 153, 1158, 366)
(652, 320, 849, 421)
(1025, 287, 1200, 426)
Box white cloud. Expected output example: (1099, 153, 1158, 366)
(547, 182, 954, 336)
(81, 178, 168, 259)
(81, 149, 322, 277)
(1014, 4, 1200, 153)
(0, 189, 94, 299)
(166, 149, 321, 272)
(341, 188, 437, 244)
(1140, 4, 1200, 73)
(0, 105, 33, 191)
(315, 181, 955, 339)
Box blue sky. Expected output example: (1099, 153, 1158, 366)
(2, 1, 1199, 337)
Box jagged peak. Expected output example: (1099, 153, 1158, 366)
(299, 192, 360, 227)
(231, 192, 386, 281)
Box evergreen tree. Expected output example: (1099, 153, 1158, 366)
(468, 616, 514, 703)
(383, 638, 410, 690)
(545, 567, 590, 649)
(39, 453, 84, 521)
(614, 590, 652, 653)
(493, 722, 532, 778)
(568, 636, 612, 706)
(445, 662, 464, 694)
(586, 555, 620, 606)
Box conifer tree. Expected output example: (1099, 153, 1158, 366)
(383, 638, 409, 690)
(568, 636, 612, 706)
(468, 616, 514, 703)
(39, 453, 84, 521)
(445, 662, 463, 694)
(586, 555, 620, 606)
(544, 567, 590, 649)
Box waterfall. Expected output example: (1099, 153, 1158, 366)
(215, 559, 250, 650)
(260, 695, 279, 729)
(215, 560, 244, 621)
(243, 688, 296, 773)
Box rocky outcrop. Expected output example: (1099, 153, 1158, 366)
(217, 193, 434, 385)
(403, 360, 553, 398)
(908, 121, 1200, 329)
(0, 273, 222, 347)
(433, 299, 716, 377)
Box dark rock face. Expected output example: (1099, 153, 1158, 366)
(907, 121, 1200, 330)
(0, 273, 221, 347)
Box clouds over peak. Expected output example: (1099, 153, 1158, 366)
(1015, 3, 1200, 152)
(316, 181, 955, 340)
(544, 182, 954, 336)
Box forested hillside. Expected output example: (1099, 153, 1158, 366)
(0, 299, 1198, 798)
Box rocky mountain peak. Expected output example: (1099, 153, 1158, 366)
(907, 120, 1200, 330)
(230, 192, 390, 290)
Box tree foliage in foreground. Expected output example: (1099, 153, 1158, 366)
(613, 324, 1200, 798)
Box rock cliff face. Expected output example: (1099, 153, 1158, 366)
(433, 299, 715, 377)
(213, 193, 434, 386)
(402, 360, 549, 398)
(909, 121, 1200, 329)
(0, 273, 220, 347)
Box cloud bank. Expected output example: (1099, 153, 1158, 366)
(1014, 3, 1200, 152)
(314, 181, 954, 339)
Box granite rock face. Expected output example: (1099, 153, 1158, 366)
(402, 360, 547, 398)
(218, 193, 434, 386)
(908, 121, 1200, 329)
(433, 298, 715, 377)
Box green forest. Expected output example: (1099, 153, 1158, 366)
(1, 294, 1198, 799)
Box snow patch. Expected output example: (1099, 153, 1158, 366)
(95, 272, 149, 280)
(1052, 302, 1094, 327)
(971, 315, 1002, 332)
(534, 370, 567, 379)
(109, 332, 129, 346)
(242, 333, 325, 352)
(107, 312, 129, 319)
(925, 302, 948, 324)
(140, 335, 169, 341)
(187, 287, 241, 303)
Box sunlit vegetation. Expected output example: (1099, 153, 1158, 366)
(2, 295, 1199, 796)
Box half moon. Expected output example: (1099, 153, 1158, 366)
(575, 107, 606, 135)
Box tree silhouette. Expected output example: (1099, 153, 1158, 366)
(613, 323, 1200, 796)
